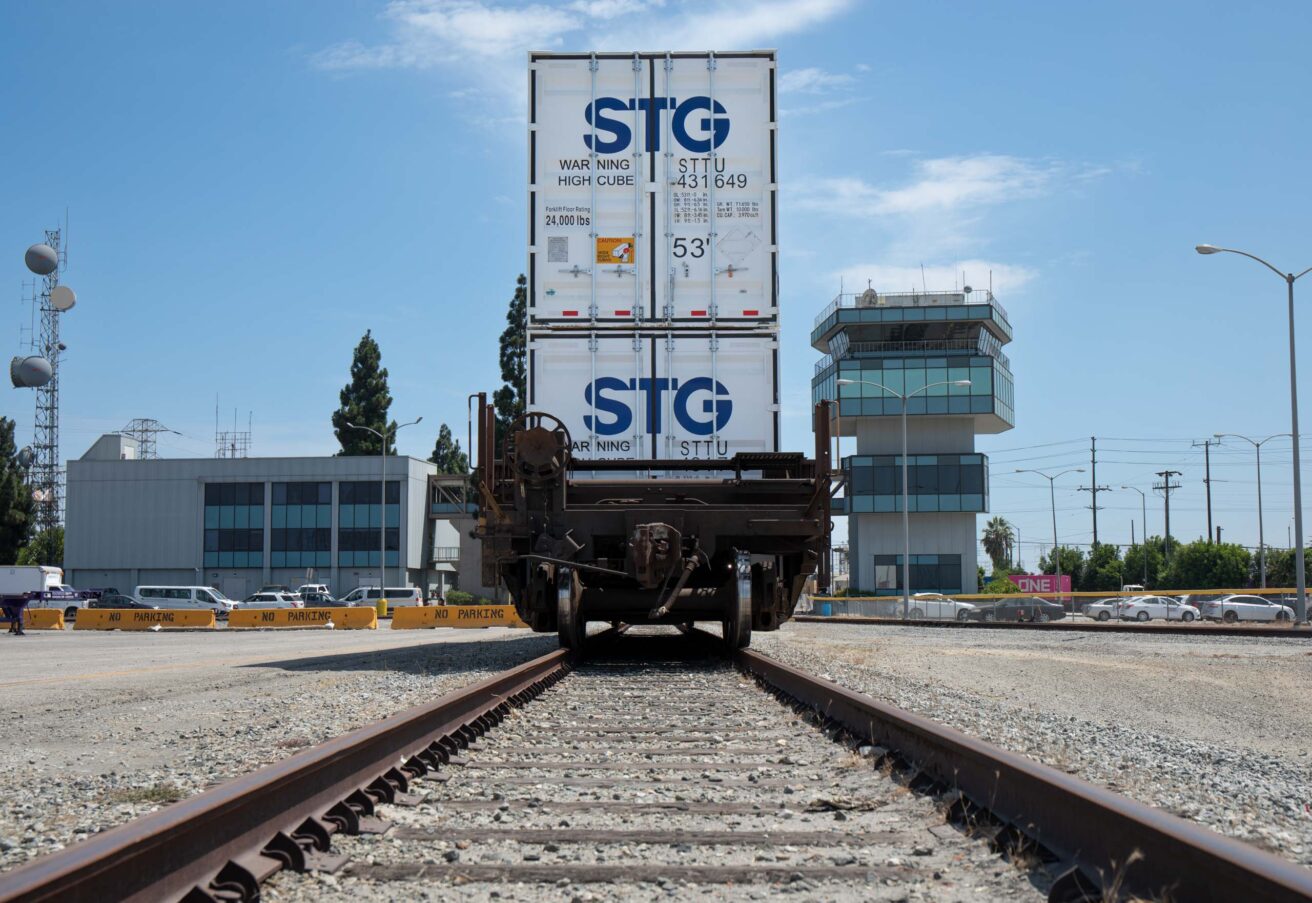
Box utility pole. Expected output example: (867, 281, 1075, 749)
(1192, 438, 1218, 542)
(1154, 470, 1182, 565)
(1078, 437, 1110, 546)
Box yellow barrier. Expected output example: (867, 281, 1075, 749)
(25, 609, 65, 630)
(74, 609, 216, 630)
(392, 605, 529, 629)
(228, 607, 377, 629)
(1, 609, 64, 630)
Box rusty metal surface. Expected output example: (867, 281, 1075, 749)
(792, 614, 1311, 639)
(736, 648, 1312, 902)
(0, 649, 570, 903)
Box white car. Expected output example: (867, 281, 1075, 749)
(1085, 597, 1133, 621)
(242, 592, 304, 610)
(907, 593, 977, 621)
(340, 586, 425, 608)
(1198, 594, 1295, 623)
(1119, 596, 1200, 622)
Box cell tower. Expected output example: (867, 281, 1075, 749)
(215, 403, 252, 459)
(121, 419, 177, 460)
(30, 228, 69, 532)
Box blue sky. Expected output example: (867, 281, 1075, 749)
(3, 1, 1311, 567)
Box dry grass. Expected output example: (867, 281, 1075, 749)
(103, 783, 183, 806)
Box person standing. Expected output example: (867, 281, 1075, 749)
(3, 596, 27, 636)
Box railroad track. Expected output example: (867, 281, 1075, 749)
(794, 614, 1312, 639)
(2, 630, 1309, 903)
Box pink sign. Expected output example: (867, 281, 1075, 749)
(1007, 574, 1071, 594)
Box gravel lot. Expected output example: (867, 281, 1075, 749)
(752, 622, 1312, 867)
(0, 628, 557, 872)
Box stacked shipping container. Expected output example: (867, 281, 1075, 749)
(527, 51, 780, 464)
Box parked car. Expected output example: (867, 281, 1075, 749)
(1119, 596, 1200, 622)
(299, 590, 348, 607)
(1198, 594, 1295, 623)
(339, 586, 426, 609)
(242, 592, 305, 610)
(26, 588, 92, 619)
(972, 597, 1066, 622)
(87, 593, 158, 610)
(1085, 597, 1134, 621)
(83, 587, 119, 599)
(135, 586, 239, 615)
(259, 584, 291, 594)
(906, 593, 977, 621)
(297, 583, 331, 598)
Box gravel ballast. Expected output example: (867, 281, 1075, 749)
(0, 628, 557, 872)
(751, 622, 1312, 867)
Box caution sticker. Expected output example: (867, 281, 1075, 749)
(596, 237, 634, 265)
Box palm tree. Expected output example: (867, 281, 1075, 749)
(982, 517, 1015, 574)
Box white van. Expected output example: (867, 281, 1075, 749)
(339, 586, 425, 608)
(134, 586, 239, 615)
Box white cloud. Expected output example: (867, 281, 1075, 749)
(794, 155, 1056, 219)
(778, 66, 853, 94)
(831, 260, 1038, 297)
(313, 0, 856, 84)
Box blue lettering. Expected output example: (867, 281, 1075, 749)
(585, 98, 631, 154)
(583, 97, 729, 154)
(584, 377, 632, 435)
(671, 97, 730, 154)
(674, 378, 732, 435)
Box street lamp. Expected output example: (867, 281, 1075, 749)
(346, 416, 423, 595)
(1015, 468, 1084, 616)
(836, 377, 971, 617)
(1213, 432, 1291, 588)
(1197, 244, 1312, 622)
(1119, 485, 1149, 586)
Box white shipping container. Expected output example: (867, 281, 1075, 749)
(528, 51, 777, 325)
(528, 331, 778, 462)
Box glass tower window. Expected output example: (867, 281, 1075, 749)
(338, 481, 400, 567)
(872, 554, 962, 595)
(844, 454, 988, 513)
(271, 482, 331, 569)
(203, 482, 264, 568)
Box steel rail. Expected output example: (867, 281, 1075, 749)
(0, 649, 570, 903)
(792, 614, 1310, 638)
(736, 648, 1312, 903)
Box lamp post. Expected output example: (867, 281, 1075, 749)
(1119, 485, 1149, 586)
(1197, 243, 1311, 622)
(836, 377, 971, 617)
(1015, 468, 1084, 615)
(1213, 432, 1291, 588)
(346, 417, 423, 594)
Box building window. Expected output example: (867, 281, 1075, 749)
(271, 482, 331, 569)
(845, 455, 988, 513)
(872, 554, 962, 596)
(337, 481, 400, 567)
(203, 482, 264, 568)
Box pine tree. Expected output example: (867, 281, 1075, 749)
(332, 330, 397, 455)
(428, 423, 470, 474)
(494, 275, 527, 437)
(0, 418, 35, 564)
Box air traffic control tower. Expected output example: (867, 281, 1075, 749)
(812, 287, 1015, 595)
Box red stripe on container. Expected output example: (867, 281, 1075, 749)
(562, 310, 579, 316)
(691, 310, 707, 316)
(742, 309, 759, 316)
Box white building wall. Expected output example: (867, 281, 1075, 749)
(850, 512, 980, 594)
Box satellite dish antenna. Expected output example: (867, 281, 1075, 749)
(10, 355, 53, 388)
(24, 244, 58, 276)
(50, 286, 76, 311)
(16, 447, 34, 469)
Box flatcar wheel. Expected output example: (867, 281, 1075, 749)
(557, 568, 583, 650)
(723, 552, 753, 651)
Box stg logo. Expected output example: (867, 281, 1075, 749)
(583, 377, 732, 435)
(585, 97, 730, 154)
